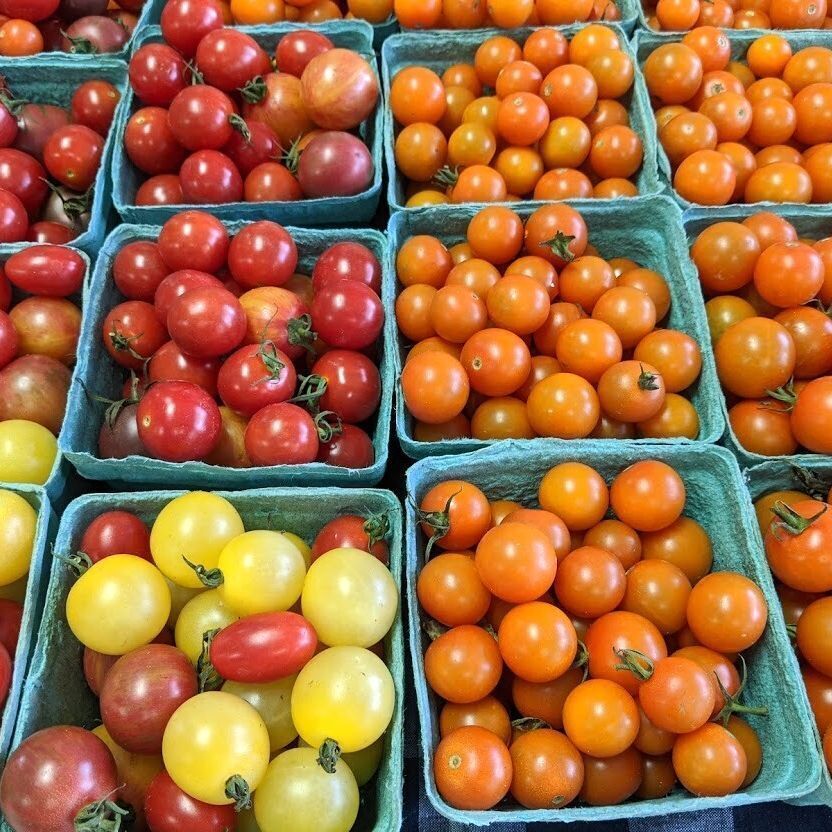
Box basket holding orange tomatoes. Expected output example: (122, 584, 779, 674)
(397, 203, 704, 443)
(388, 25, 645, 206)
(644, 0, 828, 30)
(690, 212, 832, 456)
(644, 29, 832, 205)
(415, 459, 769, 810)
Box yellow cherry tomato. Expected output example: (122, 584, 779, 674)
(282, 531, 311, 569)
(292, 647, 394, 753)
(165, 578, 204, 629)
(253, 747, 359, 832)
(218, 530, 306, 616)
(0, 572, 27, 602)
(66, 555, 171, 655)
(222, 676, 298, 753)
(301, 548, 398, 647)
(150, 492, 245, 588)
(92, 725, 164, 820)
(162, 691, 270, 806)
(0, 420, 57, 485)
(175, 588, 239, 664)
(299, 735, 384, 786)
(0, 489, 36, 585)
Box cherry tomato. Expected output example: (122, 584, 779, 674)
(80, 510, 150, 563)
(244, 402, 320, 465)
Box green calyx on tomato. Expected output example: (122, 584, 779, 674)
(770, 500, 828, 538)
(184, 556, 224, 588)
(415, 487, 462, 558)
(540, 232, 576, 263)
(73, 795, 134, 832)
(56, 549, 93, 577)
(196, 627, 224, 693)
(614, 647, 656, 681)
(363, 512, 391, 549)
(317, 738, 343, 774)
(714, 655, 769, 726)
(225, 773, 255, 811)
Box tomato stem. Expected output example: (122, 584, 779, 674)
(61, 30, 97, 54)
(786, 622, 797, 641)
(511, 716, 551, 734)
(574, 640, 589, 680)
(432, 165, 460, 189)
(362, 511, 390, 548)
(196, 627, 224, 693)
(283, 138, 303, 175)
(316, 738, 342, 774)
(42, 179, 93, 222)
(290, 374, 328, 411)
(314, 411, 343, 443)
(613, 647, 654, 680)
(0, 89, 25, 117)
(421, 618, 447, 641)
(240, 75, 267, 104)
(183, 557, 224, 588)
(715, 654, 768, 725)
(539, 232, 576, 262)
(415, 488, 462, 559)
(74, 796, 134, 831)
(286, 314, 317, 355)
(770, 500, 827, 537)
(224, 775, 253, 811)
(229, 113, 251, 143)
(764, 378, 798, 409)
(55, 549, 93, 577)
(185, 60, 203, 85)
(637, 364, 661, 391)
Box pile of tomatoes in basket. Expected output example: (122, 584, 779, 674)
(0, 489, 37, 715)
(393, 0, 621, 27)
(398, 204, 703, 442)
(0, 492, 398, 831)
(126, 21, 378, 207)
(391, 26, 643, 206)
(98, 211, 384, 469)
(0, 77, 117, 241)
(0, 244, 89, 485)
(755, 479, 832, 775)
(644, 0, 829, 30)
(417, 460, 769, 808)
(163, 0, 394, 27)
(0, 0, 141, 57)
(646, 30, 832, 205)
(691, 212, 832, 456)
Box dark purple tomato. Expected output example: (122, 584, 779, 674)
(195, 28, 271, 92)
(98, 402, 145, 459)
(275, 30, 333, 77)
(311, 349, 380, 423)
(153, 269, 224, 325)
(210, 611, 318, 682)
(69, 80, 120, 136)
(144, 771, 237, 832)
(227, 220, 297, 289)
(0, 642, 9, 706)
(136, 173, 183, 206)
(0, 101, 18, 148)
(244, 401, 319, 465)
(0, 598, 22, 657)
(102, 300, 167, 370)
(100, 644, 197, 754)
(0, 726, 119, 832)
(1, 0, 59, 21)
(217, 342, 296, 416)
(40, 17, 67, 50)
(167, 85, 235, 152)
(158, 210, 229, 273)
(79, 510, 151, 563)
(0, 354, 70, 434)
(28, 221, 74, 244)
(179, 149, 243, 204)
(129, 42, 187, 107)
(312, 241, 381, 295)
(0, 148, 48, 217)
(317, 423, 374, 468)
(14, 103, 69, 162)
(5, 244, 85, 296)
(148, 340, 220, 396)
(167, 285, 246, 358)
(43, 125, 103, 192)
(311, 279, 384, 350)
(0, 309, 17, 370)
(244, 161, 303, 202)
(0, 267, 9, 310)
(137, 380, 221, 461)
(124, 106, 186, 175)
(160, 0, 223, 58)
(298, 131, 373, 199)
(58, 0, 108, 20)
(0, 189, 30, 242)
(113, 240, 169, 302)
(223, 119, 280, 178)
(83, 647, 118, 696)
(62, 14, 128, 53)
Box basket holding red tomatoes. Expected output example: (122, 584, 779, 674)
(124, 24, 379, 209)
(415, 457, 772, 812)
(690, 212, 832, 456)
(393, 0, 623, 28)
(644, 0, 828, 30)
(397, 203, 705, 443)
(644, 29, 832, 205)
(92, 212, 386, 471)
(388, 25, 645, 207)
(754, 472, 832, 781)
(0, 490, 400, 832)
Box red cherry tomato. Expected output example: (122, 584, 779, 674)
(244, 401, 320, 465)
(153, 270, 225, 325)
(158, 211, 229, 273)
(179, 150, 244, 204)
(310, 349, 381, 423)
(227, 220, 298, 289)
(0, 598, 22, 657)
(70, 80, 120, 136)
(102, 300, 168, 370)
(148, 341, 221, 397)
(194, 28, 271, 92)
(43, 125, 103, 192)
(275, 30, 333, 77)
(311, 279, 384, 350)
(312, 241, 381, 295)
(167, 85, 236, 152)
(79, 510, 151, 563)
(129, 43, 188, 107)
(310, 513, 390, 563)
(144, 771, 237, 832)
(317, 423, 374, 468)
(160, 0, 223, 57)
(4, 245, 85, 297)
(166, 285, 246, 359)
(112, 241, 170, 302)
(217, 342, 297, 416)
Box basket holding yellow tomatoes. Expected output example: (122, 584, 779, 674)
(0, 491, 400, 832)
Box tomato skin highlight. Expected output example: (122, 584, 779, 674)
(210, 611, 318, 683)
